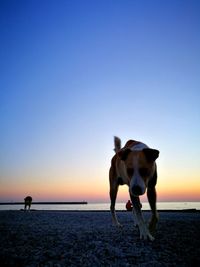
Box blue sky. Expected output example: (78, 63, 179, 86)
(0, 0, 200, 202)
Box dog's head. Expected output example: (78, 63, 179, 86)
(118, 146, 159, 197)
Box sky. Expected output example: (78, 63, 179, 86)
(0, 0, 200, 203)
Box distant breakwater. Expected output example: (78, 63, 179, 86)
(0, 201, 88, 205)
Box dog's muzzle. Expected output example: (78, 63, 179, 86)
(131, 185, 143, 196)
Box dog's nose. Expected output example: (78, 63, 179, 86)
(132, 185, 143, 196)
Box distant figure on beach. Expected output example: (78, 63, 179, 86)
(24, 196, 32, 211)
(126, 200, 133, 211)
(126, 200, 142, 211)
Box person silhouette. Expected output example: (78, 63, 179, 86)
(126, 200, 133, 211)
(126, 199, 142, 211)
(24, 196, 32, 211)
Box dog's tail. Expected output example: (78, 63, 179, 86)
(114, 136, 121, 153)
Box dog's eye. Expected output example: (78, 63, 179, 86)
(139, 168, 149, 176)
(127, 168, 134, 177)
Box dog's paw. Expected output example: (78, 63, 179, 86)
(139, 224, 155, 241)
(149, 216, 158, 234)
(112, 220, 123, 228)
(115, 222, 123, 228)
(140, 231, 155, 241)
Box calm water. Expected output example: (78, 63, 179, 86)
(0, 202, 200, 211)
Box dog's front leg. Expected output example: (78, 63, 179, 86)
(109, 167, 121, 227)
(131, 196, 154, 241)
(110, 183, 121, 227)
(147, 187, 159, 234)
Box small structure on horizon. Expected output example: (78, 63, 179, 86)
(24, 196, 32, 211)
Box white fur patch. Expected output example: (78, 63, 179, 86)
(131, 143, 149, 151)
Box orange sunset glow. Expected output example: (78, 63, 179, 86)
(1, 169, 200, 203)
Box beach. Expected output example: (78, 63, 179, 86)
(0, 210, 200, 267)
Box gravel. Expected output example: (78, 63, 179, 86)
(0, 210, 200, 267)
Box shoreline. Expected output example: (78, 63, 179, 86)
(0, 201, 88, 205)
(0, 208, 199, 213)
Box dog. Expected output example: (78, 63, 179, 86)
(109, 137, 159, 241)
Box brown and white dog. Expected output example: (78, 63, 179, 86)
(109, 137, 159, 241)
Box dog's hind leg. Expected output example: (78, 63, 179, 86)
(109, 167, 121, 226)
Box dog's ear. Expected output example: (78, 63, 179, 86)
(118, 148, 131, 161)
(143, 148, 159, 162)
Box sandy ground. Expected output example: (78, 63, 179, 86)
(0, 210, 200, 267)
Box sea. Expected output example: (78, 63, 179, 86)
(0, 202, 200, 211)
